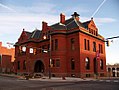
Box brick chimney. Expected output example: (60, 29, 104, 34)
(60, 13, 65, 24)
(42, 21, 48, 31)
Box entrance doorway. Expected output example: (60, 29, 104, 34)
(34, 60, 44, 73)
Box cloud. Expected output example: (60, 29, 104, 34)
(94, 18, 116, 23)
(0, 13, 116, 37)
(0, 3, 16, 12)
(81, 17, 116, 23)
(63, 7, 89, 14)
(0, 13, 59, 43)
(7, 2, 56, 14)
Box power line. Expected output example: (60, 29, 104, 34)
(106, 36, 119, 40)
(91, 0, 107, 17)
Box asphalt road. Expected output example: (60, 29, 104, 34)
(0, 76, 119, 90)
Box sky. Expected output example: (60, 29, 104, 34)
(0, 0, 119, 64)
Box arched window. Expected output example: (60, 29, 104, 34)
(23, 60, 26, 70)
(85, 57, 90, 70)
(100, 60, 103, 70)
(71, 58, 75, 70)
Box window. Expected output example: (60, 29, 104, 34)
(47, 44, 50, 51)
(101, 45, 103, 53)
(52, 59, 55, 67)
(99, 44, 103, 53)
(33, 48, 37, 55)
(17, 61, 20, 70)
(84, 39, 90, 51)
(100, 73, 104, 77)
(86, 74, 90, 77)
(85, 58, 90, 70)
(42, 45, 47, 53)
(71, 38, 75, 50)
(23, 60, 26, 70)
(29, 48, 33, 53)
(84, 39, 86, 50)
(96, 31, 98, 36)
(0, 54, 2, 61)
(22, 46, 26, 52)
(93, 42, 96, 52)
(55, 39, 58, 50)
(19, 46, 22, 53)
(117, 68, 119, 71)
(87, 40, 90, 50)
(89, 28, 91, 33)
(100, 60, 103, 70)
(39, 46, 42, 53)
(51, 40, 54, 51)
(108, 68, 111, 72)
(71, 58, 75, 70)
(56, 59, 60, 67)
(94, 31, 96, 35)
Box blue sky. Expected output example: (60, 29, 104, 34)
(0, 0, 119, 64)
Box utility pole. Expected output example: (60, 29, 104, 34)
(105, 36, 119, 46)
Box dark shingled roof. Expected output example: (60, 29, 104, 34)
(24, 29, 41, 39)
(51, 17, 86, 30)
(66, 19, 79, 30)
(51, 23, 66, 30)
(30, 29, 41, 39)
(82, 20, 91, 29)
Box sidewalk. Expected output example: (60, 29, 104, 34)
(0, 73, 19, 78)
(0, 73, 95, 82)
(30, 77, 95, 82)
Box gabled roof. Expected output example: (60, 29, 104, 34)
(23, 29, 41, 40)
(25, 31, 32, 38)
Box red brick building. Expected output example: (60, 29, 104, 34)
(0, 42, 15, 73)
(15, 12, 106, 78)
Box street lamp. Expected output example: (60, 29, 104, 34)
(43, 35, 52, 79)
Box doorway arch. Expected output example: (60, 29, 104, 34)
(34, 60, 44, 73)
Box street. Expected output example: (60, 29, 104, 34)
(0, 76, 119, 90)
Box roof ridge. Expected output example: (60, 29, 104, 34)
(31, 30, 37, 38)
(83, 20, 91, 24)
(65, 18, 75, 26)
(74, 18, 79, 26)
